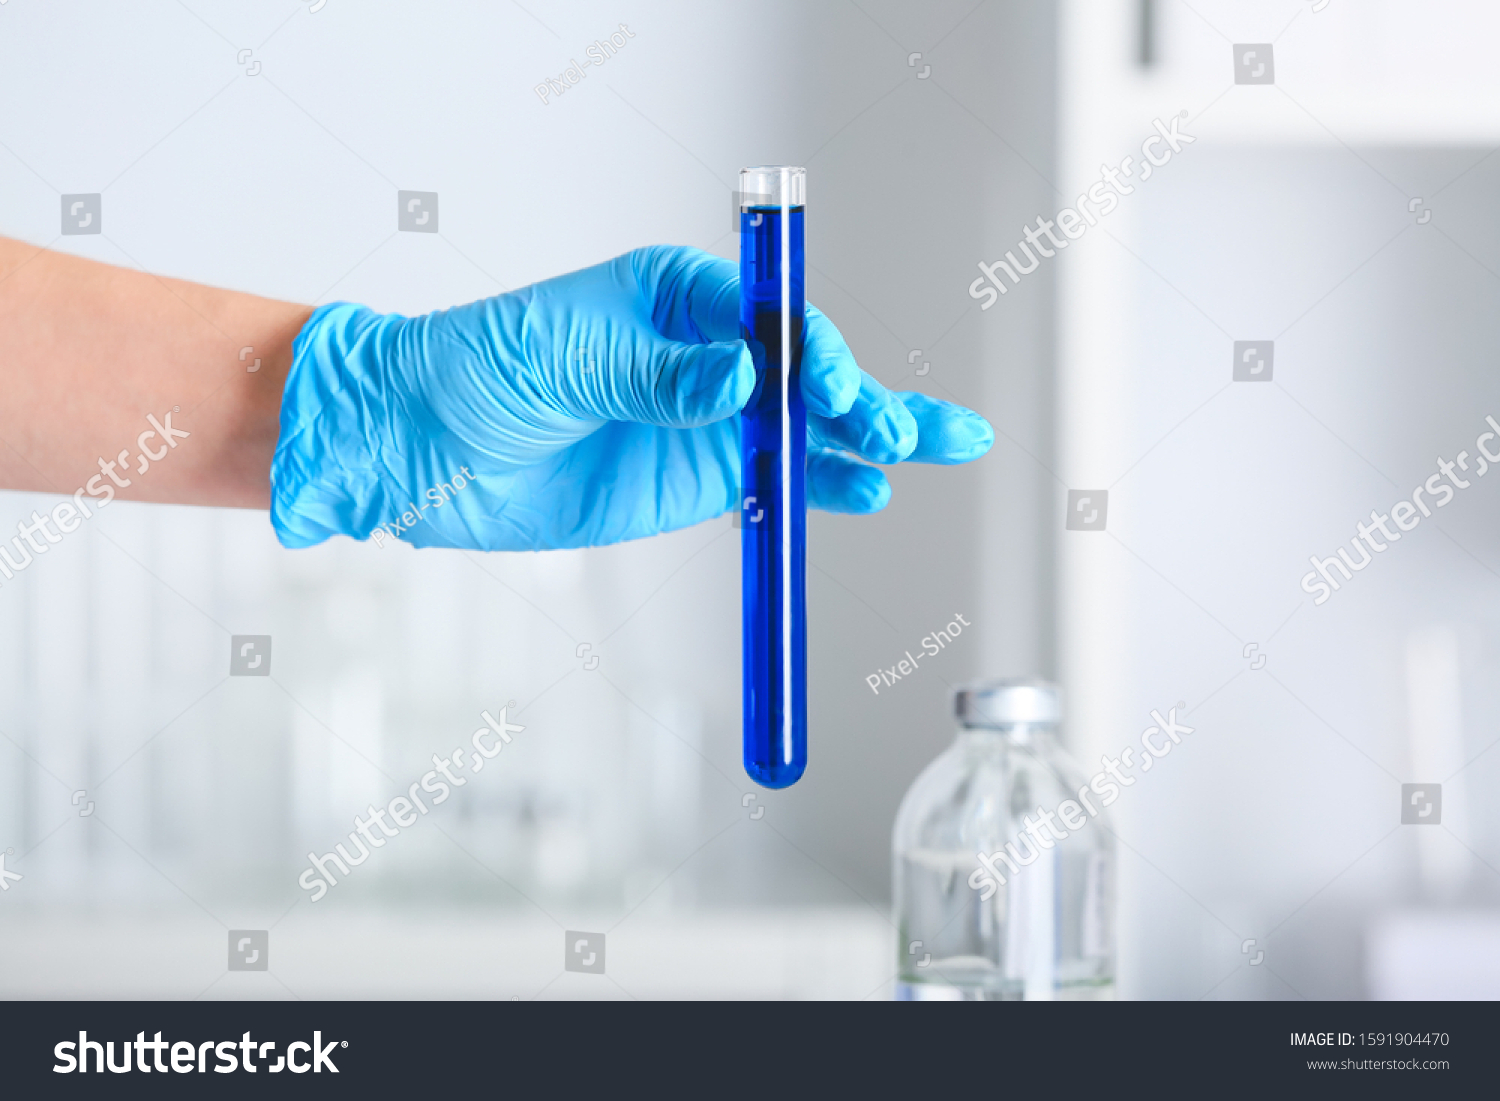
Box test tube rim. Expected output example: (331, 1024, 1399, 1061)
(739, 165, 806, 207)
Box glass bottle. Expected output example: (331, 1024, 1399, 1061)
(893, 679, 1115, 999)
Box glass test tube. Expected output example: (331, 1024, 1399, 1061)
(739, 166, 807, 788)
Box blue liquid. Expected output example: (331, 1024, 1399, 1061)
(740, 205, 806, 788)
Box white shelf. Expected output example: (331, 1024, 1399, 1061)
(1068, 0, 1500, 152)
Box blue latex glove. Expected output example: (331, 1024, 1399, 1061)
(271, 245, 993, 550)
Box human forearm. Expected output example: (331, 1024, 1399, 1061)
(0, 236, 311, 508)
(0, 239, 993, 547)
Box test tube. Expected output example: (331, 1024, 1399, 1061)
(739, 166, 807, 788)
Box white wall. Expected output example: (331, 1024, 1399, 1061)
(1057, 0, 1500, 998)
(0, 0, 1056, 997)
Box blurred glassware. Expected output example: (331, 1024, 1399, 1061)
(893, 679, 1115, 1000)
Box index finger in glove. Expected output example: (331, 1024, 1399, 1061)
(630, 247, 861, 421)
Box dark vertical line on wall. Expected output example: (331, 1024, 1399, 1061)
(1138, 0, 1157, 69)
(1041, 0, 1060, 680)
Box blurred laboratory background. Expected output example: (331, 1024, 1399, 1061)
(2, 0, 1498, 999)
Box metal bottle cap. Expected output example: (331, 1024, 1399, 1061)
(955, 679, 1061, 728)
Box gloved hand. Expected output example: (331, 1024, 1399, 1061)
(271, 245, 993, 551)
